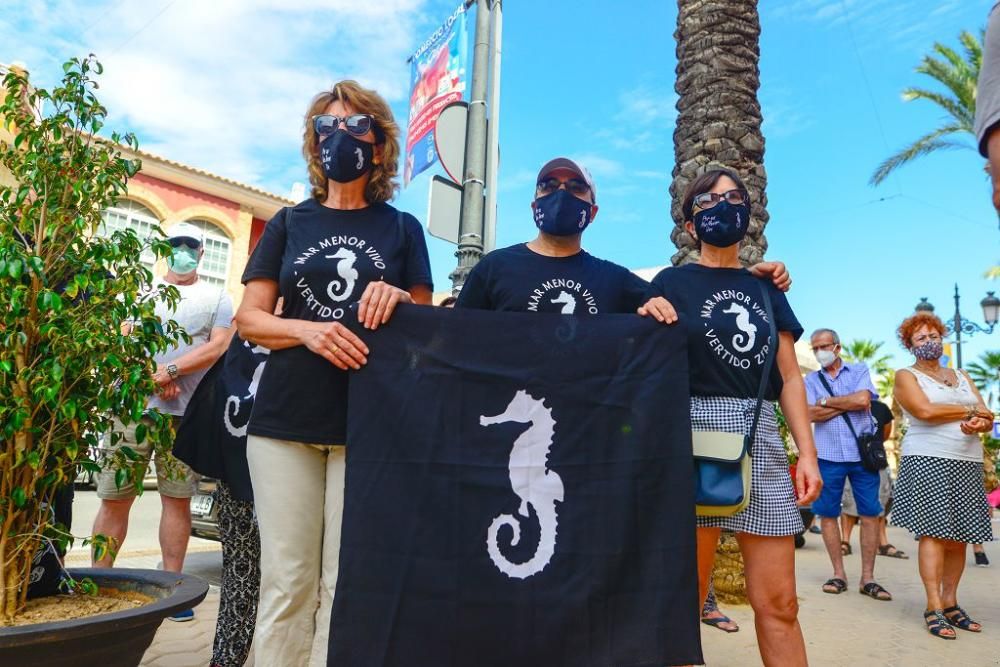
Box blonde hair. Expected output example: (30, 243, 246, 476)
(302, 80, 400, 204)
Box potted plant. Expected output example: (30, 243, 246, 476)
(0, 57, 207, 663)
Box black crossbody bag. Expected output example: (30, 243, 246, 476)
(816, 373, 888, 472)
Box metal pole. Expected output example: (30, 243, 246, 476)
(449, 0, 491, 292)
(954, 283, 963, 369)
(483, 0, 502, 253)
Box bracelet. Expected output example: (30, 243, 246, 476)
(964, 405, 977, 421)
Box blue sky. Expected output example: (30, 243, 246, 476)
(2, 0, 998, 374)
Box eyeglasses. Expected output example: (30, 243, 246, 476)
(312, 114, 376, 139)
(536, 177, 591, 198)
(912, 333, 943, 344)
(168, 238, 201, 250)
(693, 189, 749, 209)
(810, 343, 837, 353)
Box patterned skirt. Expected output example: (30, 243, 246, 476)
(693, 396, 804, 536)
(889, 455, 994, 544)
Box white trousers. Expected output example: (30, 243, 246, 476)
(247, 435, 345, 667)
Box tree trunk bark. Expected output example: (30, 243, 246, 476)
(671, 0, 768, 267)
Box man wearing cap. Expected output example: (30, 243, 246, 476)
(456, 157, 789, 315)
(92, 221, 234, 620)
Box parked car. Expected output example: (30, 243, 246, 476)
(190, 477, 220, 542)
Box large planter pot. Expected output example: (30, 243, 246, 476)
(0, 568, 209, 667)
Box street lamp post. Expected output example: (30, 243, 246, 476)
(914, 285, 1000, 368)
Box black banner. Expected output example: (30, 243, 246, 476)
(330, 305, 701, 666)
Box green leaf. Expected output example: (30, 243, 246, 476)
(51, 360, 64, 381)
(26, 451, 40, 469)
(114, 467, 127, 490)
(134, 423, 147, 444)
(12, 487, 26, 508)
(120, 445, 138, 461)
(8, 258, 23, 279)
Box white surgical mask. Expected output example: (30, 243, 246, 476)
(815, 349, 837, 368)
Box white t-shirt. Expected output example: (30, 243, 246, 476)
(899, 367, 982, 462)
(146, 279, 234, 417)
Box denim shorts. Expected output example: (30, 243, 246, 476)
(813, 459, 882, 518)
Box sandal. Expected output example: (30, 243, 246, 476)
(859, 582, 892, 601)
(840, 541, 852, 556)
(877, 543, 909, 559)
(822, 578, 847, 594)
(943, 605, 982, 633)
(701, 613, 740, 633)
(924, 610, 957, 639)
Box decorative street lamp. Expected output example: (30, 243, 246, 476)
(913, 285, 999, 368)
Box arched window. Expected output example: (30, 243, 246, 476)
(185, 219, 232, 289)
(100, 200, 160, 267)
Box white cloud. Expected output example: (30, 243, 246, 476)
(1, 0, 434, 192)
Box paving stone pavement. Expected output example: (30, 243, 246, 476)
(130, 525, 996, 666)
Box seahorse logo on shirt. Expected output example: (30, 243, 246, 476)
(722, 302, 757, 352)
(481, 390, 564, 579)
(325, 247, 359, 302)
(550, 290, 577, 314)
(223, 341, 270, 438)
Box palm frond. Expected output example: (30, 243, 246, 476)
(901, 87, 974, 129)
(986, 265, 1000, 279)
(917, 55, 977, 115)
(870, 125, 970, 185)
(960, 29, 983, 73)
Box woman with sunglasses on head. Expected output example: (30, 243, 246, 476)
(234, 80, 433, 666)
(640, 167, 822, 666)
(890, 312, 994, 640)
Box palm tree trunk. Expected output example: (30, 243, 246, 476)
(711, 531, 747, 604)
(671, 0, 768, 266)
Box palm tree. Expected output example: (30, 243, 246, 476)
(670, 0, 768, 267)
(870, 30, 980, 185)
(967, 350, 1000, 409)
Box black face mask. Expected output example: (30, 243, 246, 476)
(320, 131, 374, 183)
(532, 190, 592, 236)
(693, 201, 750, 248)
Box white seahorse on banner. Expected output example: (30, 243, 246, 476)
(480, 389, 564, 579)
(550, 290, 576, 314)
(223, 342, 270, 438)
(722, 302, 757, 352)
(325, 247, 359, 302)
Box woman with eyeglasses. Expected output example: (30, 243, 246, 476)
(234, 80, 433, 665)
(890, 312, 994, 640)
(640, 167, 822, 666)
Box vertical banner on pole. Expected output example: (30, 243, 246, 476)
(404, 3, 469, 187)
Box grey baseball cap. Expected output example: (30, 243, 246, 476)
(535, 157, 597, 202)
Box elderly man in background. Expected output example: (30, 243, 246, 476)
(805, 328, 892, 602)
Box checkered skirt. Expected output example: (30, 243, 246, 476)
(889, 455, 994, 544)
(692, 395, 804, 536)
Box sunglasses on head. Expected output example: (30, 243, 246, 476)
(693, 188, 748, 209)
(312, 113, 381, 140)
(536, 176, 591, 197)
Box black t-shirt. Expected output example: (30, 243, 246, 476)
(871, 400, 893, 445)
(455, 243, 649, 314)
(242, 199, 433, 444)
(648, 263, 803, 400)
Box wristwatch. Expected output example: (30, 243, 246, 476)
(166, 363, 179, 380)
(819, 397, 828, 407)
